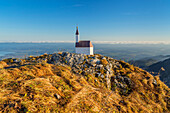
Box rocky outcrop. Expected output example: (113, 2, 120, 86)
(47, 52, 116, 89)
(35, 52, 135, 93)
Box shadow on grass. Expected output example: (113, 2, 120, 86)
(4, 64, 32, 69)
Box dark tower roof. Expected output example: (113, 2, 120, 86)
(75, 26, 79, 35)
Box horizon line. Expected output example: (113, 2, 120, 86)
(1, 41, 170, 44)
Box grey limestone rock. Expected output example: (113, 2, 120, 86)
(116, 76, 124, 82)
(101, 74, 104, 78)
(54, 93, 61, 99)
(97, 64, 103, 70)
(124, 77, 131, 86)
(152, 79, 157, 86)
(101, 57, 106, 60)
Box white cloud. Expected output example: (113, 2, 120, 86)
(92, 41, 170, 44)
(0, 41, 74, 43)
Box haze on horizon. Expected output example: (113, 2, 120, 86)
(0, 0, 169, 42)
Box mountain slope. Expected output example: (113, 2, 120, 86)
(147, 58, 170, 87)
(129, 55, 170, 69)
(0, 52, 169, 113)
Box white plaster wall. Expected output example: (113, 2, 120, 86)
(76, 35, 79, 42)
(75, 47, 93, 55)
(90, 47, 93, 55)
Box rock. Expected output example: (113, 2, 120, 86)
(118, 83, 125, 89)
(105, 65, 110, 71)
(54, 93, 61, 99)
(51, 54, 61, 62)
(114, 79, 118, 84)
(47, 53, 121, 89)
(96, 60, 101, 64)
(78, 56, 84, 63)
(105, 73, 111, 89)
(88, 56, 95, 59)
(13, 58, 25, 65)
(61, 52, 69, 57)
(101, 74, 104, 78)
(113, 65, 118, 69)
(116, 76, 124, 82)
(124, 77, 131, 86)
(83, 64, 88, 68)
(152, 79, 157, 86)
(101, 57, 106, 60)
(13, 58, 20, 63)
(85, 59, 90, 64)
(67, 58, 74, 66)
(96, 73, 101, 77)
(106, 71, 109, 75)
(89, 58, 100, 66)
(97, 64, 103, 69)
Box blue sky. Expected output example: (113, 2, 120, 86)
(0, 0, 169, 42)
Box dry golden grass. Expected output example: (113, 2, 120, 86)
(0, 57, 169, 113)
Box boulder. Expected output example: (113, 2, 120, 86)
(54, 93, 61, 99)
(116, 76, 124, 83)
(101, 57, 106, 60)
(114, 79, 118, 84)
(124, 77, 131, 86)
(96, 73, 101, 77)
(105, 75, 111, 89)
(152, 79, 157, 86)
(101, 74, 104, 78)
(117, 83, 125, 89)
(97, 64, 103, 69)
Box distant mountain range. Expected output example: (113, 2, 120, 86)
(146, 58, 170, 87)
(129, 55, 170, 87)
(129, 55, 170, 69)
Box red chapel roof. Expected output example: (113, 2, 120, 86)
(75, 41, 93, 47)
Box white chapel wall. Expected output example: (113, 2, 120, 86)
(90, 47, 93, 55)
(75, 47, 93, 55)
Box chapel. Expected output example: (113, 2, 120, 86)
(75, 27, 94, 55)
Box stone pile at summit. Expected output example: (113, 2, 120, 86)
(25, 52, 159, 94)
(50, 52, 116, 88)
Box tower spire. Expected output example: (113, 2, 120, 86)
(76, 26, 79, 35)
(75, 26, 79, 42)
